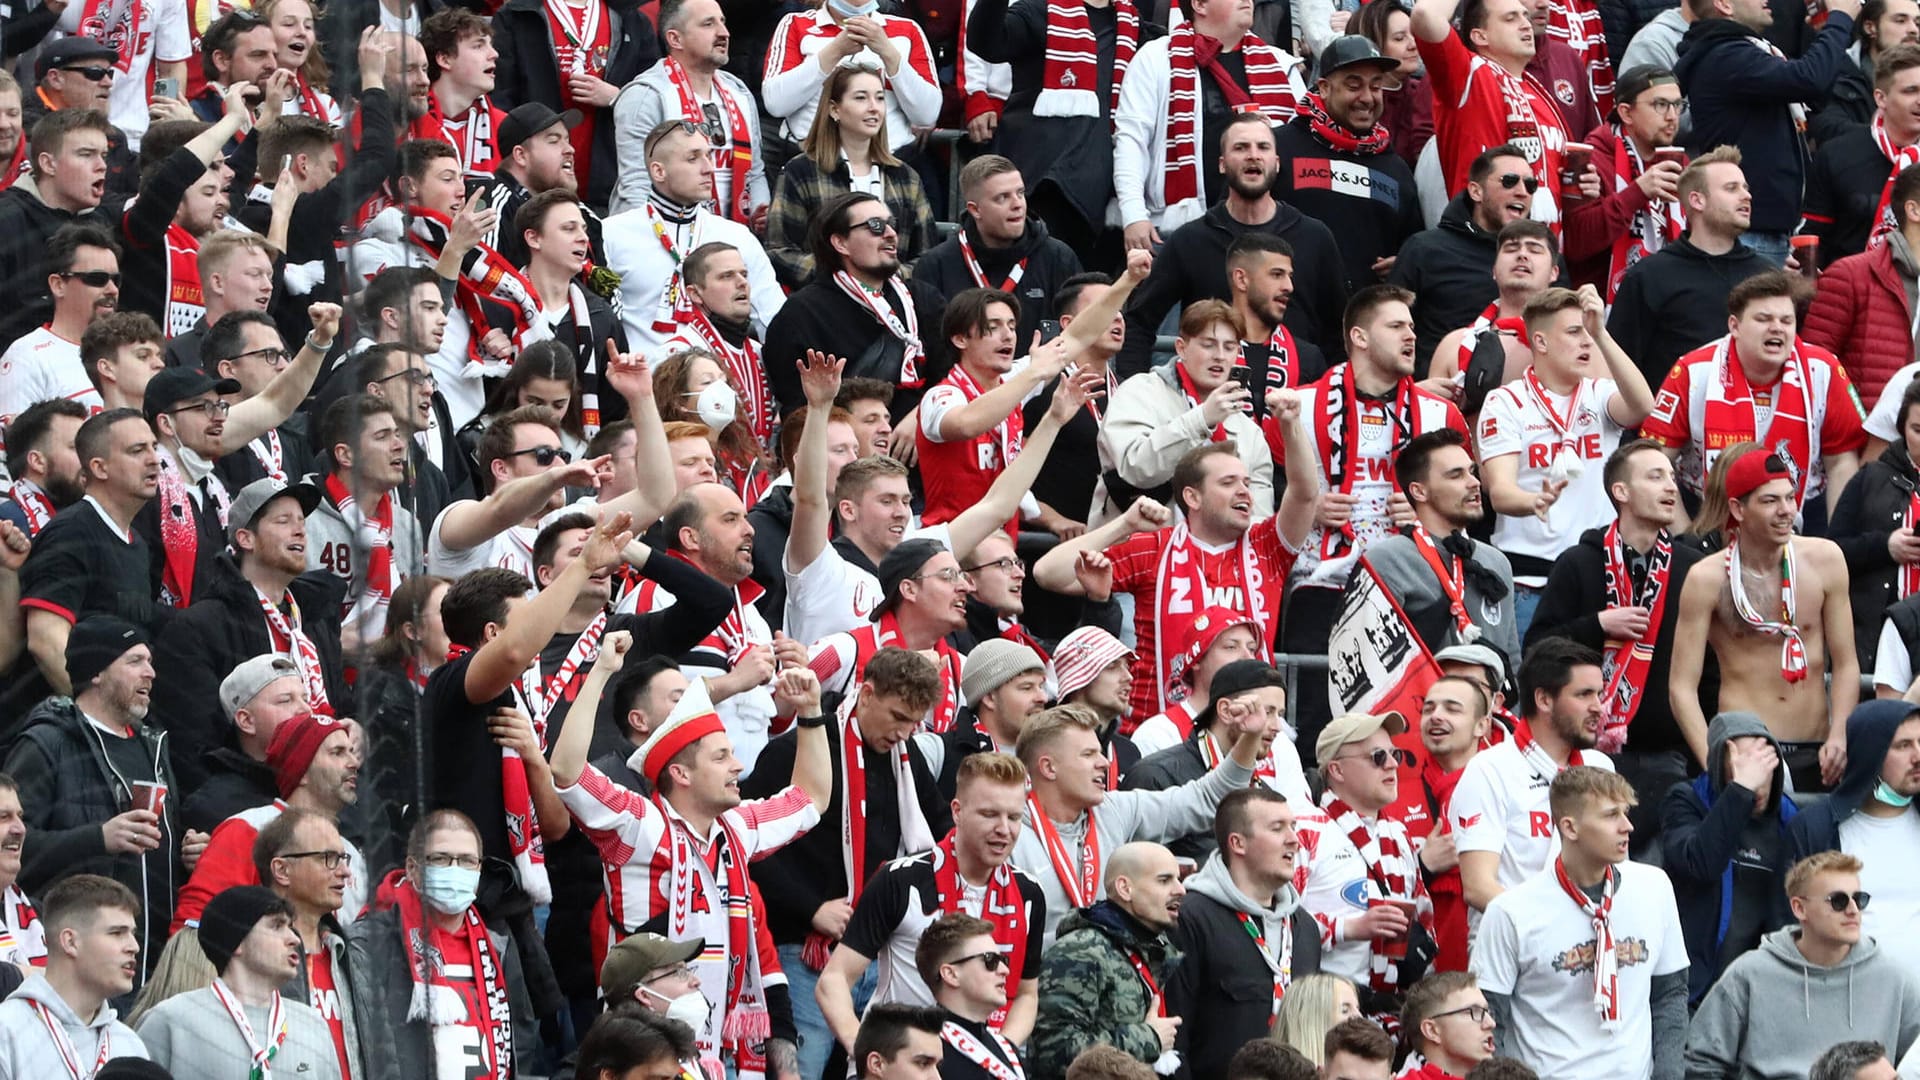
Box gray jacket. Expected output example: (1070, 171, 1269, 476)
(1365, 530, 1520, 674)
(1012, 755, 1255, 948)
(136, 985, 341, 1080)
(285, 920, 373, 1080)
(1096, 358, 1275, 525)
(0, 974, 147, 1080)
(1687, 927, 1920, 1080)
(608, 61, 768, 216)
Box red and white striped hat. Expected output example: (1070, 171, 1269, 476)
(1052, 627, 1134, 701)
(635, 675, 727, 783)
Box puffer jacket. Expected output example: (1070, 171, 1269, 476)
(1031, 900, 1180, 1078)
(1828, 442, 1920, 669)
(1803, 232, 1918, 406)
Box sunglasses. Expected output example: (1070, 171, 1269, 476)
(61, 65, 114, 81)
(949, 950, 1009, 973)
(58, 269, 121, 287)
(505, 445, 572, 466)
(643, 118, 702, 158)
(1334, 747, 1415, 770)
(1819, 890, 1871, 912)
(1493, 172, 1540, 194)
(843, 215, 895, 236)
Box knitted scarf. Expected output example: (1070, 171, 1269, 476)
(1163, 25, 1300, 207)
(1871, 110, 1920, 248)
(1314, 364, 1421, 560)
(1034, 0, 1139, 118)
(1700, 335, 1815, 506)
(390, 873, 516, 1077)
(1607, 129, 1684, 300)
(322, 472, 397, 633)
(1302, 91, 1389, 154)
(1597, 524, 1671, 751)
(402, 205, 545, 368)
(5, 479, 53, 536)
(1725, 537, 1809, 684)
(1320, 793, 1413, 991)
(1553, 858, 1619, 1025)
(653, 793, 769, 1068)
(664, 58, 755, 224)
(1150, 521, 1273, 709)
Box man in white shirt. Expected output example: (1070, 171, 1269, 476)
(1477, 284, 1654, 634)
(1452, 636, 1614, 915)
(0, 223, 116, 462)
(1471, 766, 1688, 1080)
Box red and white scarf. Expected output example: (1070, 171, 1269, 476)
(676, 306, 773, 446)
(1163, 25, 1299, 207)
(502, 613, 608, 904)
(833, 271, 922, 387)
(1726, 537, 1809, 684)
(290, 70, 332, 125)
(665, 58, 755, 224)
(436, 94, 502, 177)
(391, 875, 516, 1077)
(322, 473, 398, 632)
(72, 0, 141, 73)
(1034, 0, 1138, 118)
(211, 978, 288, 1080)
(1150, 521, 1273, 709)
(156, 449, 227, 608)
(1315, 365, 1422, 560)
(933, 833, 1029, 1028)
(0, 137, 25, 189)
(959, 229, 1026, 294)
(1871, 111, 1920, 248)
(1546, 0, 1615, 113)
(258, 587, 332, 714)
(1406, 526, 1478, 642)
(6, 479, 53, 536)
(29, 997, 111, 1080)
(403, 206, 546, 368)
(1197, 728, 1278, 787)
(948, 362, 1025, 469)
(1702, 336, 1816, 506)
(1262, 323, 1302, 392)
(1554, 858, 1620, 1024)
(941, 1022, 1025, 1080)
(654, 796, 770, 1069)
(1027, 791, 1098, 908)
(1514, 720, 1584, 780)
(250, 431, 288, 485)
(1458, 301, 1526, 375)
(1520, 367, 1588, 482)
(1597, 524, 1672, 752)
(1607, 130, 1684, 300)
(1321, 794, 1414, 991)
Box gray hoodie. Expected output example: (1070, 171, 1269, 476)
(1685, 926, 1920, 1080)
(1184, 850, 1301, 939)
(0, 973, 148, 1080)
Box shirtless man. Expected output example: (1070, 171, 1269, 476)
(1427, 221, 1556, 409)
(1668, 450, 1858, 791)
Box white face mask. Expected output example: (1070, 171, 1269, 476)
(688, 382, 738, 433)
(644, 985, 713, 1033)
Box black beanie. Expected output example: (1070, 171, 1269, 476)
(197, 886, 291, 974)
(63, 617, 149, 693)
(97, 1059, 175, 1080)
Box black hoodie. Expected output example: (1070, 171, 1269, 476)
(1789, 699, 1920, 858)
(914, 216, 1085, 347)
(1388, 191, 1500, 379)
(1606, 236, 1773, 388)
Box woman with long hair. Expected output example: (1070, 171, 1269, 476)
(654, 346, 773, 505)
(1683, 441, 1760, 553)
(1272, 973, 1362, 1065)
(458, 342, 592, 469)
(1352, 0, 1432, 168)
(766, 64, 938, 289)
(260, 0, 340, 126)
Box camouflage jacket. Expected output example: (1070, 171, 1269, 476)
(1029, 900, 1181, 1079)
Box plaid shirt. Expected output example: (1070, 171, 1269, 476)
(768, 153, 939, 288)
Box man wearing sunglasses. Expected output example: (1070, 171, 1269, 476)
(1789, 702, 1920, 961)
(1690, 849, 1920, 1080)
(916, 913, 1028, 1080)
(0, 223, 117, 467)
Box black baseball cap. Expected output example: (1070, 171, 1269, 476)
(1317, 35, 1400, 78)
(497, 102, 583, 156)
(144, 368, 241, 423)
(873, 538, 948, 620)
(36, 37, 117, 82)
(1192, 659, 1289, 731)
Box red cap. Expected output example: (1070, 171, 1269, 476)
(1172, 607, 1260, 687)
(266, 713, 345, 798)
(637, 676, 728, 784)
(1725, 450, 1790, 501)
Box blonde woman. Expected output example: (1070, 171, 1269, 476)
(1272, 973, 1362, 1065)
(261, 0, 341, 126)
(766, 64, 936, 289)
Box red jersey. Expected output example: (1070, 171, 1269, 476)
(307, 946, 353, 1079)
(1418, 30, 1568, 222)
(1106, 516, 1298, 724)
(915, 363, 1024, 534)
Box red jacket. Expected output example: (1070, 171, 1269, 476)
(1803, 240, 1915, 406)
(1563, 124, 1657, 294)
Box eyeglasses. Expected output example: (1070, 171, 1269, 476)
(169, 399, 233, 419)
(1493, 172, 1540, 194)
(58, 269, 120, 287)
(225, 345, 291, 367)
(1820, 890, 1871, 912)
(843, 216, 895, 236)
(963, 556, 1022, 575)
(1333, 747, 1414, 770)
(278, 849, 350, 870)
(1429, 1004, 1492, 1024)
(423, 853, 484, 870)
(644, 964, 695, 984)
(504, 445, 572, 466)
(913, 567, 972, 586)
(949, 950, 1009, 973)
(376, 367, 437, 388)
(1643, 97, 1686, 114)
(61, 65, 114, 81)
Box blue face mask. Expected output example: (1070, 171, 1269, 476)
(828, 0, 880, 20)
(1876, 780, 1915, 809)
(421, 866, 482, 915)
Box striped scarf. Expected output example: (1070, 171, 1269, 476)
(1035, 0, 1139, 119)
(1163, 25, 1300, 207)
(1321, 793, 1413, 991)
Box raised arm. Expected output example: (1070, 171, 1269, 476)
(220, 303, 339, 450)
(466, 512, 633, 702)
(595, 345, 676, 531)
(786, 350, 848, 574)
(1268, 388, 1320, 549)
(0, 526, 25, 673)
(944, 368, 1105, 557)
(1032, 498, 1172, 594)
(771, 663, 832, 811)
(1586, 285, 1654, 427)
(550, 630, 633, 788)
(437, 454, 610, 553)
(1411, 0, 1461, 42)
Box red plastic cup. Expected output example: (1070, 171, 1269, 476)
(1790, 234, 1821, 279)
(1653, 146, 1688, 169)
(128, 781, 166, 816)
(1370, 898, 1417, 958)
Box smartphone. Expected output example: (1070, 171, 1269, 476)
(280, 154, 293, 177)
(1036, 318, 1063, 344)
(1229, 366, 1255, 392)
(470, 187, 490, 213)
(154, 77, 180, 100)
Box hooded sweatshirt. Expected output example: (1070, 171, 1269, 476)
(1388, 191, 1501, 378)
(1789, 699, 1920, 861)
(1684, 926, 1920, 1080)
(1660, 711, 1796, 1002)
(1169, 853, 1322, 1080)
(0, 972, 149, 1078)
(1606, 235, 1773, 390)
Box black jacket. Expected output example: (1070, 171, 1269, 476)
(1828, 444, 1920, 669)
(115, 147, 217, 328)
(1526, 527, 1706, 755)
(490, 0, 659, 210)
(1387, 192, 1500, 379)
(762, 274, 952, 419)
(1606, 236, 1773, 389)
(913, 217, 1084, 348)
(1789, 699, 1920, 858)
(1808, 49, 1874, 148)
(1676, 13, 1856, 232)
(180, 748, 279, 835)
(148, 557, 351, 788)
(351, 659, 427, 877)
(1118, 201, 1347, 374)
(0, 178, 106, 347)
(1596, 0, 1680, 70)
(1802, 122, 1893, 270)
(1167, 888, 1321, 1080)
(1271, 116, 1425, 294)
(746, 481, 793, 629)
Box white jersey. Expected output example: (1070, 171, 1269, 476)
(618, 575, 779, 774)
(1840, 808, 1920, 974)
(1471, 861, 1687, 1080)
(426, 495, 600, 582)
(1477, 375, 1623, 584)
(57, 0, 191, 149)
(601, 205, 784, 356)
(1450, 739, 1614, 895)
(0, 327, 102, 466)
(1293, 806, 1429, 982)
(0, 885, 46, 970)
(784, 523, 952, 649)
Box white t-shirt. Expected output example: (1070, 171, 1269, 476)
(427, 495, 600, 581)
(0, 327, 101, 460)
(1840, 808, 1920, 973)
(1450, 740, 1615, 894)
(1293, 805, 1429, 981)
(58, 0, 192, 150)
(783, 523, 951, 648)
(1477, 376, 1623, 584)
(1876, 619, 1914, 695)
(1867, 362, 1920, 443)
(1471, 861, 1688, 1080)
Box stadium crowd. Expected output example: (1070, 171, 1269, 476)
(2, 0, 1920, 1074)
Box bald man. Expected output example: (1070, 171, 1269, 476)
(1031, 843, 1186, 1077)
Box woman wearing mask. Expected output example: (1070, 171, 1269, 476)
(654, 346, 773, 505)
(766, 64, 938, 290)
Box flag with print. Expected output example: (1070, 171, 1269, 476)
(1328, 558, 1442, 718)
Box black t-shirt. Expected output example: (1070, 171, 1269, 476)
(841, 850, 1046, 987)
(3, 500, 157, 720)
(1023, 379, 1102, 524)
(423, 654, 516, 865)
